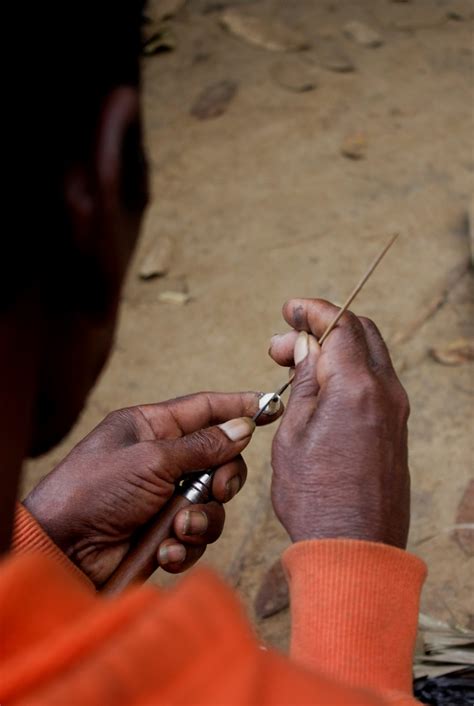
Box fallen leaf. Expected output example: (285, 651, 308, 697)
(254, 558, 289, 619)
(158, 290, 190, 305)
(429, 338, 474, 366)
(220, 8, 309, 52)
(343, 20, 383, 48)
(190, 80, 238, 120)
(455, 480, 474, 556)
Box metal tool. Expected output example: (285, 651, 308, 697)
(103, 382, 292, 596)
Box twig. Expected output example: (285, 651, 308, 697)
(318, 233, 399, 345)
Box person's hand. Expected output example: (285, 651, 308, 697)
(269, 299, 410, 548)
(25, 392, 281, 587)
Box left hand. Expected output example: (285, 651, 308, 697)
(24, 391, 281, 587)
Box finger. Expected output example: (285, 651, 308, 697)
(173, 501, 225, 545)
(157, 538, 205, 574)
(146, 417, 255, 481)
(282, 298, 371, 378)
(137, 391, 282, 439)
(282, 298, 367, 349)
(284, 332, 321, 422)
(211, 456, 247, 503)
(359, 317, 396, 376)
(268, 331, 299, 367)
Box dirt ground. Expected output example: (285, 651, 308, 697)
(24, 0, 473, 652)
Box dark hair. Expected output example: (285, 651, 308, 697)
(4, 2, 144, 308)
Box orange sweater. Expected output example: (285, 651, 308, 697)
(1, 506, 426, 705)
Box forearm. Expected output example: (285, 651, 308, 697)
(283, 539, 426, 698)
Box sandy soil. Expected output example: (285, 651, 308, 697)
(24, 0, 473, 651)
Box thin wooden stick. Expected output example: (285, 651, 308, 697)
(318, 233, 399, 345)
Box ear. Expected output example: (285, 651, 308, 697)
(64, 86, 148, 322)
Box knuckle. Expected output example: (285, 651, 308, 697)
(102, 408, 137, 442)
(346, 372, 381, 403)
(192, 429, 227, 460)
(359, 316, 379, 336)
(103, 409, 122, 425)
(340, 309, 360, 330)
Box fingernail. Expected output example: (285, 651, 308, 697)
(218, 417, 255, 441)
(159, 543, 186, 565)
(181, 510, 208, 536)
(294, 331, 309, 365)
(225, 475, 241, 501)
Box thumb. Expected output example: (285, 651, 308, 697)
(154, 417, 255, 479)
(285, 331, 321, 417)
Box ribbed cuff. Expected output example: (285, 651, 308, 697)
(12, 504, 94, 591)
(283, 539, 427, 693)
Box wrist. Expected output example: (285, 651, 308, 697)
(23, 488, 74, 553)
(287, 516, 408, 549)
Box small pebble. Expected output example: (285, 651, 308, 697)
(340, 132, 368, 159)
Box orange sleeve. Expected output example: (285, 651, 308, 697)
(283, 539, 426, 697)
(12, 504, 94, 591)
(1, 554, 387, 706)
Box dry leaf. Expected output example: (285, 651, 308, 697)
(415, 613, 474, 680)
(220, 8, 309, 52)
(254, 558, 289, 619)
(158, 290, 190, 305)
(343, 21, 383, 48)
(429, 338, 474, 366)
(190, 80, 238, 120)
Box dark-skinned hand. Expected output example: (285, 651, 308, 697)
(269, 299, 410, 549)
(25, 392, 281, 587)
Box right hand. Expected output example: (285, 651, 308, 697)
(269, 299, 410, 549)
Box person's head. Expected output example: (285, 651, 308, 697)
(1, 2, 147, 547)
